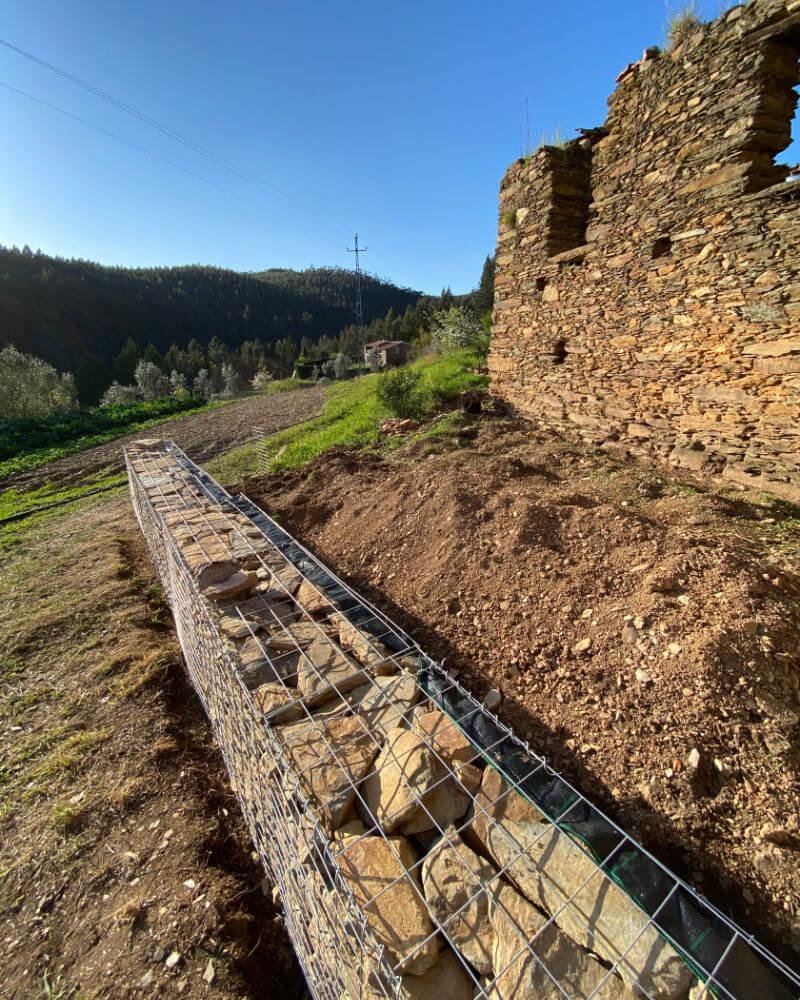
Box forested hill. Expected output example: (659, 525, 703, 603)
(0, 246, 421, 389)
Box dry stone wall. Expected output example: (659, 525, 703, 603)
(490, 0, 800, 502)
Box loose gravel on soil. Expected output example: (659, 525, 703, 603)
(243, 418, 800, 965)
(6, 387, 324, 491)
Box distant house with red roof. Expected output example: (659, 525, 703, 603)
(363, 340, 410, 367)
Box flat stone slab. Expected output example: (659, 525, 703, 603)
(401, 947, 475, 1000)
(278, 714, 378, 830)
(296, 577, 332, 614)
(421, 829, 495, 976)
(488, 882, 628, 1000)
(202, 570, 258, 602)
(297, 638, 370, 706)
(335, 833, 440, 976)
(363, 726, 475, 834)
(253, 681, 302, 722)
(472, 769, 693, 999)
(350, 673, 419, 736)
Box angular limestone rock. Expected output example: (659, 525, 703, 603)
(264, 621, 322, 652)
(297, 638, 369, 706)
(335, 833, 440, 975)
(363, 727, 474, 834)
(202, 570, 258, 602)
(488, 882, 627, 1000)
(271, 564, 304, 595)
(401, 947, 475, 1000)
(350, 673, 419, 735)
(398, 762, 481, 836)
(413, 710, 476, 767)
(421, 829, 496, 975)
(472, 770, 692, 1000)
(335, 614, 394, 669)
(472, 767, 547, 844)
(296, 578, 332, 614)
(186, 553, 240, 590)
(278, 715, 378, 830)
(253, 681, 302, 722)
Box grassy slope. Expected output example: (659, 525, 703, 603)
(211, 351, 487, 482)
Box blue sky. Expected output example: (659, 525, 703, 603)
(0, 0, 773, 294)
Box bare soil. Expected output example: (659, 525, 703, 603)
(7, 387, 323, 492)
(243, 415, 800, 965)
(0, 497, 306, 999)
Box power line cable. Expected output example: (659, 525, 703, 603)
(0, 37, 288, 199)
(0, 80, 232, 193)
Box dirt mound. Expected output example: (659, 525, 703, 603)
(245, 419, 800, 962)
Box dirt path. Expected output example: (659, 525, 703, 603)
(0, 496, 306, 999)
(6, 387, 324, 492)
(244, 418, 800, 965)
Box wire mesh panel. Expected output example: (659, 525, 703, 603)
(125, 438, 800, 1000)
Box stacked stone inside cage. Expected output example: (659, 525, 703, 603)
(125, 439, 800, 1000)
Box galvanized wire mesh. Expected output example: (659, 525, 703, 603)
(125, 439, 800, 1000)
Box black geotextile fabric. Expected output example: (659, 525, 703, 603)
(416, 666, 797, 1000)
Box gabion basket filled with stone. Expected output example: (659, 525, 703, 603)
(125, 440, 800, 1000)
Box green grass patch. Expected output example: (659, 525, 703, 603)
(0, 475, 127, 553)
(261, 377, 314, 395)
(212, 351, 487, 481)
(27, 729, 110, 787)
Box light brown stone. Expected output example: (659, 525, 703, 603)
(297, 638, 369, 705)
(412, 710, 476, 767)
(351, 673, 419, 735)
(335, 833, 440, 975)
(488, 882, 627, 1000)
(278, 715, 379, 830)
(401, 947, 475, 1000)
(252, 681, 301, 721)
(473, 794, 692, 999)
(202, 570, 258, 602)
(264, 621, 322, 652)
(296, 578, 332, 614)
(421, 830, 495, 976)
(472, 767, 547, 845)
(363, 727, 473, 834)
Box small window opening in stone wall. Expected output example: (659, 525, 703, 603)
(652, 236, 673, 259)
(770, 37, 799, 180)
(776, 80, 800, 179)
(552, 339, 567, 365)
(536, 277, 547, 291)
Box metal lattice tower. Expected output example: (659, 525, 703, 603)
(347, 233, 368, 365)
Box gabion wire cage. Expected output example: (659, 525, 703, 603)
(125, 439, 800, 1000)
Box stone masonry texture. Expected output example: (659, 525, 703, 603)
(489, 0, 800, 503)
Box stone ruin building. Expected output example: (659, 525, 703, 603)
(489, 0, 800, 503)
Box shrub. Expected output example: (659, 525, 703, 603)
(321, 360, 336, 380)
(193, 368, 213, 401)
(365, 348, 381, 373)
(169, 370, 188, 398)
(134, 360, 169, 401)
(220, 362, 238, 398)
(430, 307, 488, 356)
(252, 368, 273, 392)
(667, 4, 701, 48)
(376, 368, 432, 420)
(0, 345, 77, 419)
(100, 382, 139, 406)
(333, 352, 349, 380)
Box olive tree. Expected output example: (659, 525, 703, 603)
(0, 345, 77, 419)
